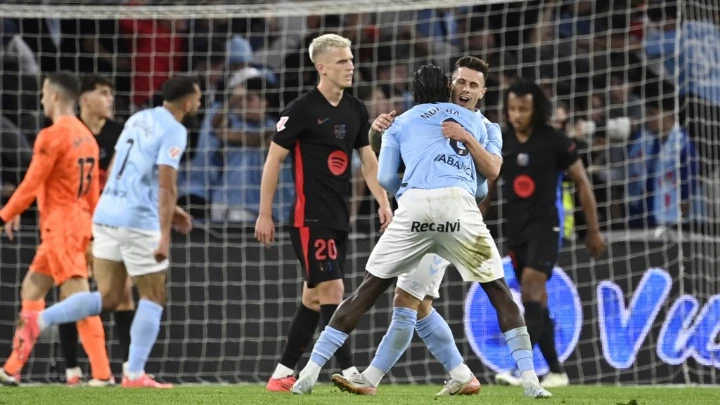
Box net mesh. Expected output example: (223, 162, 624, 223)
(1, 0, 719, 385)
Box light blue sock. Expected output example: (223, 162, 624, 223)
(504, 326, 534, 373)
(368, 307, 417, 373)
(39, 291, 101, 329)
(309, 326, 348, 368)
(416, 309, 463, 372)
(127, 299, 164, 375)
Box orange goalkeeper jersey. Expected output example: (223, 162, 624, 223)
(0, 115, 100, 240)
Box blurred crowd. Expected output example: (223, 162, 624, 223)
(1, 0, 719, 234)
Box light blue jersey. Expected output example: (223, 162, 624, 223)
(378, 102, 488, 198)
(94, 106, 187, 231)
(475, 110, 502, 201)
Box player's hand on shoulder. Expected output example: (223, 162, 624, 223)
(254, 214, 275, 247)
(442, 121, 470, 143)
(377, 205, 394, 232)
(585, 230, 606, 257)
(154, 237, 170, 263)
(372, 110, 396, 133)
(172, 207, 193, 235)
(1, 215, 20, 241)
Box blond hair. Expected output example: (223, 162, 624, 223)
(309, 34, 351, 64)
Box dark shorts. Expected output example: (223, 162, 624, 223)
(507, 221, 561, 281)
(289, 226, 348, 288)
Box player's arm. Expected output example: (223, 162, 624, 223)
(479, 178, 497, 217)
(256, 110, 301, 244)
(258, 142, 291, 216)
(0, 130, 58, 226)
(562, 135, 605, 257)
(357, 146, 391, 205)
(376, 129, 403, 196)
(369, 110, 396, 154)
(157, 165, 178, 239)
(442, 120, 502, 180)
(154, 126, 187, 261)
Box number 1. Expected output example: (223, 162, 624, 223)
(116, 139, 135, 179)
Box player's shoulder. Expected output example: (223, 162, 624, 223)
(342, 92, 368, 113)
(102, 119, 124, 137)
(282, 90, 316, 115)
(44, 116, 92, 141)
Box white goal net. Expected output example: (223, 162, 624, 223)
(1, 0, 719, 385)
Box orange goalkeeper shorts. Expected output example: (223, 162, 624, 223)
(29, 237, 90, 286)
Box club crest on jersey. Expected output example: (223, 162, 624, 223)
(168, 146, 182, 160)
(517, 153, 529, 167)
(334, 124, 346, 139)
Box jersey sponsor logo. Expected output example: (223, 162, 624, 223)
(464, 258, 582, 375)
(334, 124, 347, 139)
(327, 150, 348, 176)
(517, 153, 529, 167)
(410, 220, 460, 233)
(513, 174, 535, 198)
(168, 146, 182, 160)
(277, 116, 289, 132)
(434, 154, 475, 179)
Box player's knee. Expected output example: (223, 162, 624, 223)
(115, 290, 135, 311)
(139, 289, 166, 306)
(520, 268, 548, 304)
(393, 288, 421, 311)
(301, 295, 321, 312)
(416, 298, 434, 320)
(100, 289, 123, 311)
(21, 271, 54, 301)
(59, 276, 90, 300)
(315, 279, 344, 305)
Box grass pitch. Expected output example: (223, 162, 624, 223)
(2, 384, 720, 404)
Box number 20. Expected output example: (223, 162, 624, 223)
(315, 239, 338, 260)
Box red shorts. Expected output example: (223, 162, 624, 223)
(30, 237, 90, 286)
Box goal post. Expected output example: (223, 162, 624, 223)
(1, 0, 719, 385)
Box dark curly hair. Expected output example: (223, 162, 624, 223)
(502, 78, 552, 129)
(412, 64, 450, 104)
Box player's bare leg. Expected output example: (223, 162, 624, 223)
(520, 267, 568, 388)
(121, 270, 172, 389)
(292, 273, 394, 394)
(481, 279, 552, 398)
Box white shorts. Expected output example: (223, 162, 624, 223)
(367, 187, 503, 291)
(396, 254, 450, 300)
(92, 224, 169, 277)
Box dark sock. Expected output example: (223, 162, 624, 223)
(58, 323, 79, 369)
(538, 308, 564, 374)
(320, 304, 354, 370)
(279, 304, 321, 369)
(114, 310, 135, 362)
(522, 301, 545, 346)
